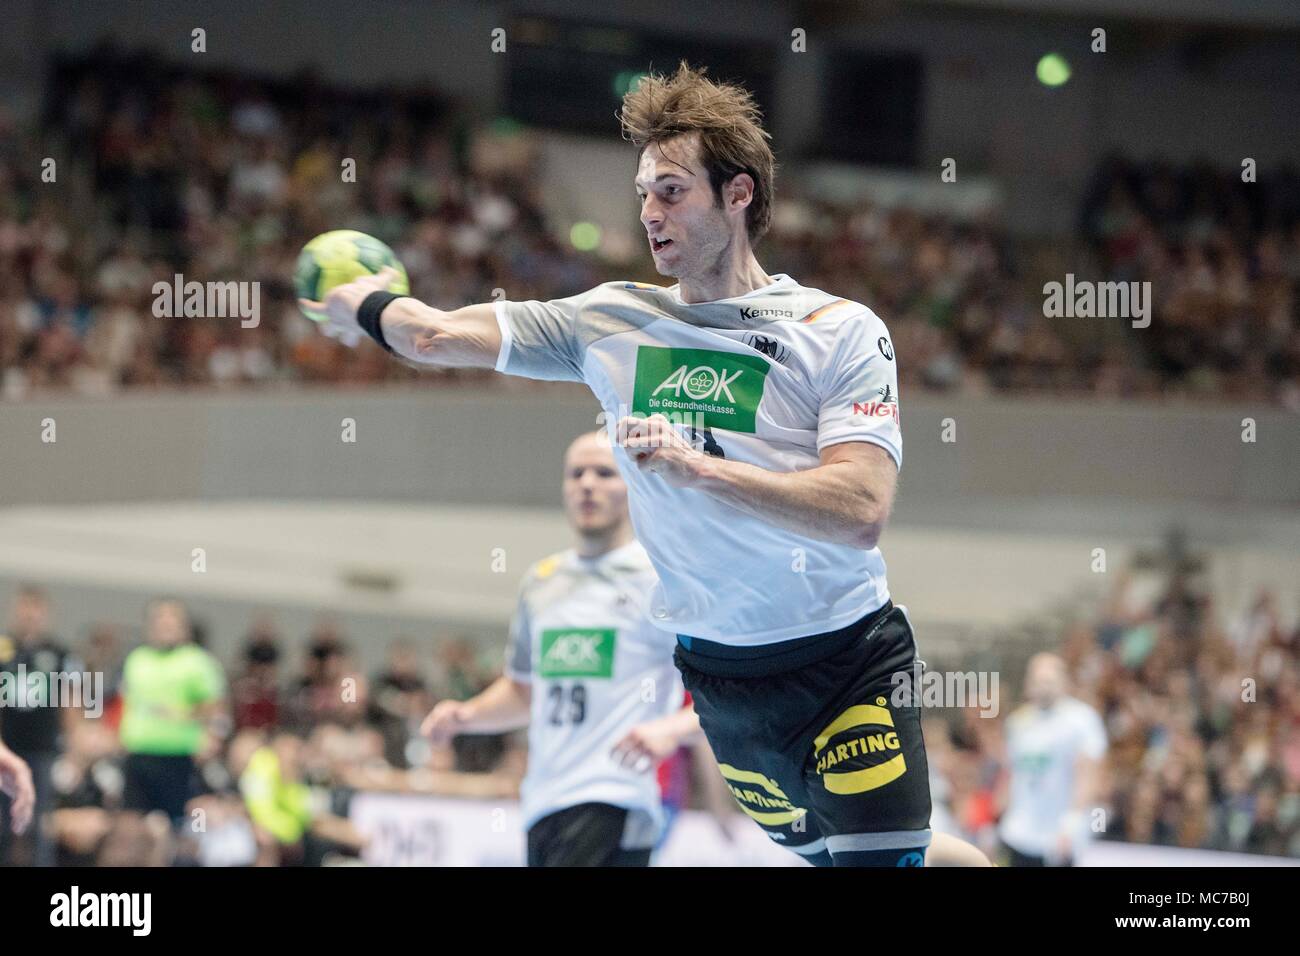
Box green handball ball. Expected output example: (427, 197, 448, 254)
(295, 230, 409, 322)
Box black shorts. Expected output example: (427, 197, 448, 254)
(1001, 844, 1073, 868)
(675, 601, 932, 867)
(526, 803, 653, 867)
(122, 753, 203, 822)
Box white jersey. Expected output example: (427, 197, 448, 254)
(506, 541, 684, 841)
(495, 274, 901, 645)
(999, 697, 1107, 856)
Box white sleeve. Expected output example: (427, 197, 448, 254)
(493, 291, 588, 382)
(504, 593, 533, 683)
(1077, 705, 1108, 760)
(815, 311, 902, 468)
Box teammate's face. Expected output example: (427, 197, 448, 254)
(1025, 655, 1066, 707)
(562, 434, 628, 538)
(636, 134, 734, 281)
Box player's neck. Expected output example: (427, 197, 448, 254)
(575, 525, 635, 560)
(677, 248, 773, 304)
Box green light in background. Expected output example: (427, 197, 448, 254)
(570, 222, 601, 252)
(612, 71, 646, 98)
(490, 116, 524, 135)
(1036, 53, 1071, 87)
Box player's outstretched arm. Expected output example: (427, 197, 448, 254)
(299, 268, 502, 369)
(421, 675, 532, 744)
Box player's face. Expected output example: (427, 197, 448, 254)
(562, 434, 628, 537)
(636, 134, 734, 280)
(147, 602, 189, 648)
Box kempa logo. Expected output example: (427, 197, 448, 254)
(152, 273, 260, 328)
(538, 628, 615, 679)
(1043, 274, 1151, 329)
(632, 347, 770, 433)
(50, 886, 151, 936)
(739, 306, 793, 320)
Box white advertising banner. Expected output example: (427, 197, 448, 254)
(1077, 840, 1300, 867)
(349, 793, 526, 867)
(349, 794, 1297, 867)
(349, 793, 803, 867)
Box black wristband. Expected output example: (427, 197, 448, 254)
(357, 291, 407, 353)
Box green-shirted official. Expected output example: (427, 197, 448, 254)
(120, 598, 226, 822)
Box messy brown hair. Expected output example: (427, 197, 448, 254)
(618, 61, 776, 245)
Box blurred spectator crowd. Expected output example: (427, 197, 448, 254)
(4, 559, 1297, 866)
(930, 563, 1300, 860)
(0, 46, 601, 398)
(1, 47, 1297, 407)
(0, 584, 524, 867)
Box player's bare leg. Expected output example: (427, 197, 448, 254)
(927, 831, 994, 866)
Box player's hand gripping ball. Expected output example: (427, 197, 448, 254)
(294, 230, 409, 323)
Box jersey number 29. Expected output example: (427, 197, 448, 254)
(547, 683, 586, 725)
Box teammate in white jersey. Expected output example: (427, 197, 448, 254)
(998, 654, 1107, 866)
(305, 62, 988, 866)
(421, 432, 688, 866)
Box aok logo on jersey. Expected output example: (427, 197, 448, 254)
(632, 347, 770, 433)
(538, 628, 616, 679)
